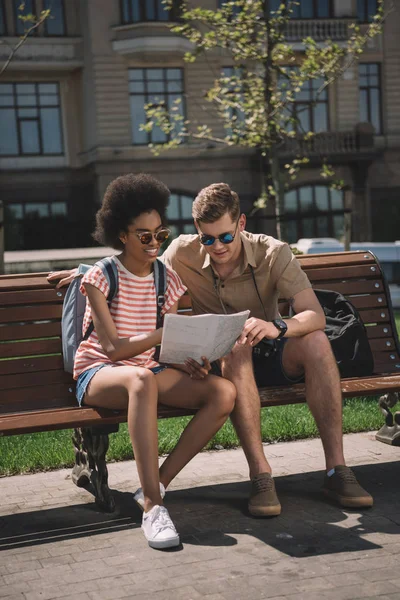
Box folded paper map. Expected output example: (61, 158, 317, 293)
(159, 310, 250, 365)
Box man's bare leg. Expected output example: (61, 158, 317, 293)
(282, 330, 373, 507)
(221, 343, 271, 478)
(281, 330, 345, 470)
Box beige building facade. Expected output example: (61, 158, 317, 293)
(0, 0, 399, 251)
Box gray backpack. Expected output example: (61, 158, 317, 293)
(61, 257, 166, 373)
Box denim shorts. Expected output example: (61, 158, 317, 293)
(76, 363, 168, 407)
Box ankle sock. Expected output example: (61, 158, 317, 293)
(327, 468, 335, 477)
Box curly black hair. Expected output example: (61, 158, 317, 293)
(93, 173, 170, 250)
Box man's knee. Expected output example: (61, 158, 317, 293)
(298, 330, 335, 367)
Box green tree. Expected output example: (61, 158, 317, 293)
(143, 0, 392, 238)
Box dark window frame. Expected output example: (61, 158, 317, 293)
(269, 0, 334, 18)
(282, 185, 345, 242)
(166, 191, 195, 236)
(359, 62, 383, 135)
(120, 0, 179, 24)
(0, 82, 64, 157)
(357, 0, 378, 23)
(283, 69, 330, 133)
(0, 0, 7, 36)
(43, 0, 66, 37)
(129, 67, 186, 146)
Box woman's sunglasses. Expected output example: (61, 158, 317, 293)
(134, 228, 171, 245)
(199, 219, 239, 247)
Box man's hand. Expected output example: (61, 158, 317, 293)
(47, 269, 77, 288)
(237, 318, 280, 347)
(184, 356, 211, 380)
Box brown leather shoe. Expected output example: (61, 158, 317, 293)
(322, 465, 373, 508)
(248, 472, 281, 517)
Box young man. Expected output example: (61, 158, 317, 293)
(49, 181, 373, 516)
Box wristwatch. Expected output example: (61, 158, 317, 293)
(272, 318, 288, 339)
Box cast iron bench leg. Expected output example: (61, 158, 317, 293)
(72, 425, 119, 512)
(376, 392, 400, 446)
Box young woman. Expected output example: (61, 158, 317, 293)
(74, 174, 236, 550)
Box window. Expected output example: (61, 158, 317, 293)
(270, 0, 333, 18)
(281, 71, 329, 133)
(44, 0, 66, 36)
(0, 83, 64, 156)
(166, 192, 196, 238)
(359, 63, 382, 134)
(129, 68, 185, 145)
(121, 0, 179, 23)
(5, 201, 68, 250)
(14, 0, 36, 35)
(357, 0, 377, 22)
(281, 185, 344, 243)
(0, 1, 6, 35)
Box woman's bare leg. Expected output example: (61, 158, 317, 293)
(155, 369, 236, 488)
(83, 366, 163, 512)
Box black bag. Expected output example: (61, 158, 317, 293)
(314, 289, 374, 378)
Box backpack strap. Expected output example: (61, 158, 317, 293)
(83, 257, 119, 341)
(153, 258, 167, 361)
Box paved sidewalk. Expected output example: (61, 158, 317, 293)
(0, 432, 399, 600)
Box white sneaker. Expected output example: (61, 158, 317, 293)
(142, 505, 180, 549)
(133, 482, 166, 510)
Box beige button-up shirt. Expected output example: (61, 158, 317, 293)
(163, 231, 311, 320)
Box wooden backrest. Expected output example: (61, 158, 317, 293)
(0, 273, 74, 416)
(0, 251, 399, 419)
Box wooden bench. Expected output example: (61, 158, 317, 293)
(1, 251, 399, 512)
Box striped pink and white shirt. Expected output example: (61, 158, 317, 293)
(73, 256, 187, 379)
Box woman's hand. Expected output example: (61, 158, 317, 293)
(47, 269, 77, 288)
(184, 356, 211, 380)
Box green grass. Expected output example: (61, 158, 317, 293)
(1, 313, 399, 477)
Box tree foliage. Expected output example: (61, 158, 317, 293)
(143, 0, 391, 235)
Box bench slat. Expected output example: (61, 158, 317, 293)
(0, 338, 61, 359)
(0, 355, 63, 376)
(297, 252, 375, 268)
(0, 382, 75, 408)
(0, 369, 73, 391)
(369, 338, 398, 352)
(358, 308, 393, 323)
(0, 288, 65, 307)
(311, 280, 384, 295)
(306, 264, 381, 282)
(0, 321, 61, 342)
(366, 324, 393, 339)
(0, 274, 52, 291)
(0, 304, 62, 324)
(0, 406, 128, 436)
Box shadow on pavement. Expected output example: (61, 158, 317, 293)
(0, 461, 398, 557)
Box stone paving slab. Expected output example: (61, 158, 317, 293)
(0, 432, 399, 600)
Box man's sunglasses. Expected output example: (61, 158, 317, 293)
(199, 219, 240, 247)
(134, 228, 171, 245)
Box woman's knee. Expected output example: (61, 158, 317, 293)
(126, 367, 156, 396)
(208, 377, 236, 415)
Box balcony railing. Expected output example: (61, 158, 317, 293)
(279, 131, 375, 157)
(285, 19, 351, 42)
